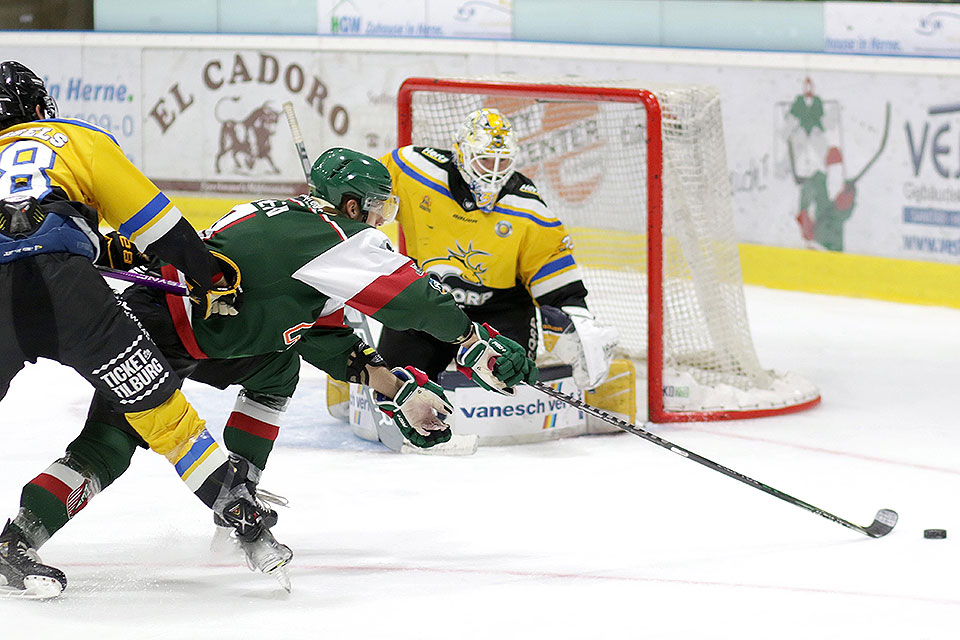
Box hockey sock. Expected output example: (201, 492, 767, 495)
(15, 422, 138, 548)
(17, 458, 100, 548)
(222, 390, 288, 471)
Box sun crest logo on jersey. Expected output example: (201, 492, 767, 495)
(421, 240, 489, 286)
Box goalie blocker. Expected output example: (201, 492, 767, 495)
(333, 360, 636, 446)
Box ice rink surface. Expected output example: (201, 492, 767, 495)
(1, 285, 959, 639)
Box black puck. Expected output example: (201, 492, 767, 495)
(923, 529, 947, 539)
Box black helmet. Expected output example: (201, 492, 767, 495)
(0, 61, 58, 130)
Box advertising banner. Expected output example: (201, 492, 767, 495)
(318, 0, 512, 39)
(4, 36, 960, 266)
(825, 2, 960, 57)
(0, 45, 142, 164)
(140, 47, 464, 195)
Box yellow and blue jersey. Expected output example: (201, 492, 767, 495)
(381, 145, 586, 311)
(0, 118, 183, 249)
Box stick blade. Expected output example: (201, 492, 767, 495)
(864, 508, 898, 538)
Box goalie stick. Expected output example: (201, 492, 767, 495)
(528, 380, 898, 538)
(280, 101, 477, 456)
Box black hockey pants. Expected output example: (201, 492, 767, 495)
(0, 253, 182, 412)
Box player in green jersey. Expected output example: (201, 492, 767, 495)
(8, 147, 538, 592)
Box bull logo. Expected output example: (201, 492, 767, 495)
(214, 97, 281, 174)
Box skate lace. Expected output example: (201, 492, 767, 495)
(20, 545, 42, 564)
(256, 488, 289, 509)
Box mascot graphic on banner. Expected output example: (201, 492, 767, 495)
(779, 77, 890, 252)
(214, 96, 282, 175)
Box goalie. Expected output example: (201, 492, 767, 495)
(374, 108, 618, 436)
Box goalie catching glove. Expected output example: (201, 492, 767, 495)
(541, 305, 618, 389)
(455, 322, 539, 396)
(375, 366, 454, 449)
(188, 250, 243, 319)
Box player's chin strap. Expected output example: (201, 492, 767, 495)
(525, 380, 898, 539)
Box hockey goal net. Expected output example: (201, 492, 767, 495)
(397, 77, 820, 422)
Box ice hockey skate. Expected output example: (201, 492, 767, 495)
(211, 487, 287, 553)
(213, 509, 293, 592)
(213, 456, 293, 591)
(0, 519, 66, 599)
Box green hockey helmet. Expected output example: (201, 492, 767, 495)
(309, 147, 398, 225)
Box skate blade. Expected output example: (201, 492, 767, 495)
(266, 562, 291, 593)
(0, 575, 64, 600)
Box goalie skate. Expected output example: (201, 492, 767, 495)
(0, 520, 65, 600)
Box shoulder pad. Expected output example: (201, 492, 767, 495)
(416, 146, 453, 166)
(504, 172, 546, 203)
(518, 182, 541, 197)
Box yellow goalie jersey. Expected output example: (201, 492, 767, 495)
(0, 118, 183, 249)
(381, 145, 587, 312)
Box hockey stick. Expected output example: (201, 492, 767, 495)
(97, 266, 188, 296)
(282, 101, 313, 189)
(527, 381, 898, 538)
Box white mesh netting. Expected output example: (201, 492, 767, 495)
(404, 78, 819, 416)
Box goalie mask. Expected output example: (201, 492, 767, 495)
(0, 61, 58, 130)
(308, 147, 399, 226)
(452, 108, 518, 212)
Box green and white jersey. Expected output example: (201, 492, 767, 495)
(161, 196, 470, 362)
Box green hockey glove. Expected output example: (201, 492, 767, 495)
(375, 366, 453, 448)
(455, 322, 539, 396)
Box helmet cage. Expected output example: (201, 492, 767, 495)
(453, 108, 518, 211)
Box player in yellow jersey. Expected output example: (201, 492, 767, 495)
(0, 61, 282, 599)
(378, 108, 617, 393)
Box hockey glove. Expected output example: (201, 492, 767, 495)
(540, 305, 618, 389)
(455, 322, 539, 396)
(98, 231, 155, 270)
(375, 366, 453, 449)
(188, 250, 243, 319)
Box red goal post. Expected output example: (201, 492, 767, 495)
(396, 77, 820, 423)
